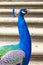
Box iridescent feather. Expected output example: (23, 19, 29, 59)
(1, 50, 25, 65)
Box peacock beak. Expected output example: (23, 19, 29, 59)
(27, 9, 30, 14)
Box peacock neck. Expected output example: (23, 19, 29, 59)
(18, 13, 31, 65)
(18, 14, 31, 49)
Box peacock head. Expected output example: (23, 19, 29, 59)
(12, 8, 29, 17)
(19, 8, 28, 16)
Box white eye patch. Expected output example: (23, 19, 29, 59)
(21, 11, 26, 14)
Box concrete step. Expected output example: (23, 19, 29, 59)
(0, 17, 42, 23)
(0, 0, 43, 2)
(0, 2, 43, 6)
(0, 27, 42, 37)
(0, 9, 43, 13)
(0, 2, 43, 9)
(29, 61, 43, 65)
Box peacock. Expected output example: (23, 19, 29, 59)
(0, 8, 31, 65)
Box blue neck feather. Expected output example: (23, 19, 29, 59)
(18, 14, 31, 48)
(18, 13, 31, 65)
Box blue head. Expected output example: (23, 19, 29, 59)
(18, 8, 28, 17)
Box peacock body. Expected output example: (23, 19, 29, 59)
(0, 8, 31, 65)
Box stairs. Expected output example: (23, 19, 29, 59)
(0, 1, 43, 65)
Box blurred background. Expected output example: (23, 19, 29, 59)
(0, 0, 43, 65)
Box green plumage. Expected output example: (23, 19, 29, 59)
(0, 44, 20, 59)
